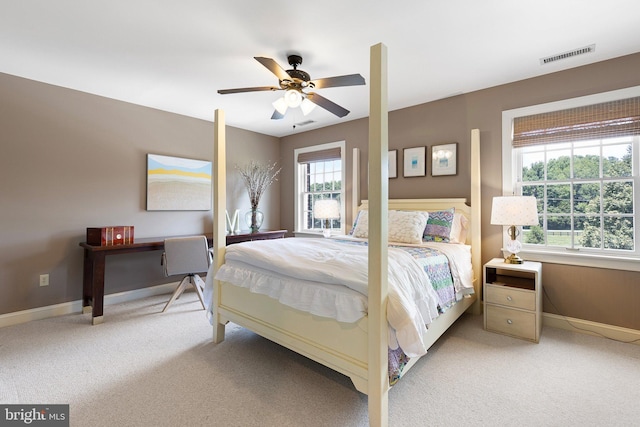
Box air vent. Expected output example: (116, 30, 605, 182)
(294, 120, 315, 127)
(540, 44, 595, 65)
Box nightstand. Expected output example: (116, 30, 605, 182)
(483, 258, 542, 343)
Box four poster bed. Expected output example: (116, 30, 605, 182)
(209, 44, 481, 425)
(206, 197, 481, 391)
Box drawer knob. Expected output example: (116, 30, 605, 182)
(507, 319, 513, 325)
(506, 296, 513, 301)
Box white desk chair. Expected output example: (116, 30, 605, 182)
(161, 235, 211, 313)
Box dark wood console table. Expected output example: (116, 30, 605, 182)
(79, 230, 286, 324)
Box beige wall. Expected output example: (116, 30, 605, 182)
(0, 73, 280, 315)
(280, 52, 640, 331)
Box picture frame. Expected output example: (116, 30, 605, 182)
(403, 146, 426, 177)
(146, 154, 212, 211)
(388, 150, 397, 179)
(431, 143, 458, 176)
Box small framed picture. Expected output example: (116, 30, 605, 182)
(388, 150, 397, 179)
(403, 146, 426, 177)
(431, 143, 457, 176)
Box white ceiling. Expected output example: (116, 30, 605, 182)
(2, 1, 640, 138)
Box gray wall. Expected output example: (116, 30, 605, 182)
(280, 52, 640, 331)
(0, 73, 280, 315)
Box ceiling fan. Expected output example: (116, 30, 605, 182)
(218, 55, 366, 120)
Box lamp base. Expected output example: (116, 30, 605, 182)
(504, 253, 524, 264)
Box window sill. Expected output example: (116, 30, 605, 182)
(512, 248, 640, 272)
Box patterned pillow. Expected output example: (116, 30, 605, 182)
(423, 208, 455, 242)
(352, 210, 429, 244)
(388, 210, 429, 244)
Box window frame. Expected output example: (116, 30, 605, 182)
(501, 85, 640, 272)
(294, 141, 346, 236)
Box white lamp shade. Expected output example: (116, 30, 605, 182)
(284, 89, 302, 108)
(314, 199, 340, 220)
(272, 97, 288, 115)
(300, 97, 316, 116)
(491, 196, 538, 226)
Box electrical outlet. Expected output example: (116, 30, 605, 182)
(39, 274, 49, 287)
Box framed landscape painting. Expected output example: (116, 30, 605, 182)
(146, 154, 212, 211)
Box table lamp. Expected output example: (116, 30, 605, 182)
(314, 199, 340, 238)
(490, 196, 539, 264)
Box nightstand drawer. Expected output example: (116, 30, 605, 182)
(485, 305, 536, 341)
(485, 283, 535, 311)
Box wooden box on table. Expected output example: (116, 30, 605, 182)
(86, 226, 135, 246)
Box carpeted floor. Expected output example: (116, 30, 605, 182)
(1, 292, 638, 426)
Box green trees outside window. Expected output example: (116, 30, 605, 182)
(520, 138, 634, 251)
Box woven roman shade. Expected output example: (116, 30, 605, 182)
(513, 97, 640, 147)
(297, 147, 341, 164)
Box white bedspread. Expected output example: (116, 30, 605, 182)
(335, 235, 474, 297)
(209, 238, 445, 357)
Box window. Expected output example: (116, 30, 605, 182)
(294, 141, 346, 235)
(502, 87, 640, 271)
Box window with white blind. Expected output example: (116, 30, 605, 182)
(294, 141, 346, 235)
(502, 86, 640, 271)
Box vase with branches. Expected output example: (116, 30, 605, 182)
(236, 160, 281, 233)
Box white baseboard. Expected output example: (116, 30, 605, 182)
(0, 282, 177, 329)
(4, 287, 638, 345)
(543, 312, 640, 345)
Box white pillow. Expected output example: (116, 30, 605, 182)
(352, 210, 369, 238)
(352, 210, 429, 245)
(449, 212, 469, 244)
(388, 210, 429, 244)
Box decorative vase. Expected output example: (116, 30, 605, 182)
(245, 208, 264, 233)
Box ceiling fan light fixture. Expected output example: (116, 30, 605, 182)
(220, 55, 364, 120)
(300, 97, 316, 116)
(284, 89, 302, 108)
(272, 97, 288, 115)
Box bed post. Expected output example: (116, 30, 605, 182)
(352, 147, 360, 227)
(368, 42, 389, 427)
(212, 109, 227, 343)
(469, 128, 482, 314)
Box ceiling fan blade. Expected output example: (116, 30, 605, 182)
(218, 86, 280, 95)
(254, 57, 290, 81)
(310, 74, 365, 89)
(306, 93, 350, 118)
(271, 110, 285, 120)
